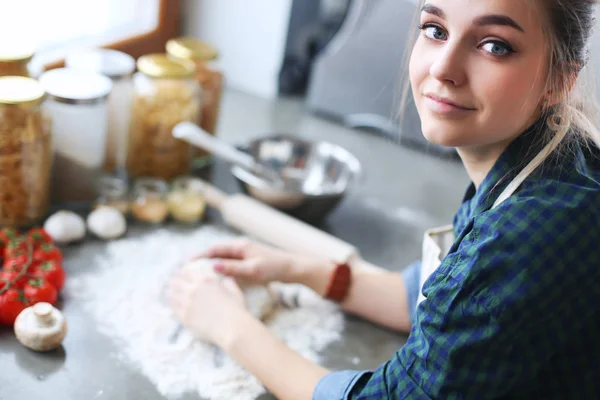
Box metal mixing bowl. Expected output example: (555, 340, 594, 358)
(231, 134, 362, 222)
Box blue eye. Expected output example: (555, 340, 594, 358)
(481, 41, 514, 56)
(420, 24, 448, 41)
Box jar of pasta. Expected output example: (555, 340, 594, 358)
(130, 178, 170, 224)
(0, 76, 52, 227)
(0, 46, 34, 77)
(126, 54, 200, 180)
(166, 37, 223, 173)
(166, 176, 206, 223)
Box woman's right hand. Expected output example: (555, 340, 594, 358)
(197, 238, 315, 285)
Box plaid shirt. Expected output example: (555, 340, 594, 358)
(314, 123, 600, 399)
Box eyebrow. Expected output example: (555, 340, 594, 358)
(421, 4, 525, 33)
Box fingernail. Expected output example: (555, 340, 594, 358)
(214, 263, 225, 273)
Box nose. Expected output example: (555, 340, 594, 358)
(429, 41, 467, 86)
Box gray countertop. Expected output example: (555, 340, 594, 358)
(0, 91, 469, 399)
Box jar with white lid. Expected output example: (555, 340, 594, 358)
(39, 68, 113, 204)
(126, 54, 201, 180)
(65, 49, 136, 179)
(0, 77, 52, 227)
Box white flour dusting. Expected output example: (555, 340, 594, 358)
(66, 226, 344, 400)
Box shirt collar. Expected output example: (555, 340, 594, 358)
(462, 119, 546, 216)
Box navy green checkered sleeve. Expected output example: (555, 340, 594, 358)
(344, 183, 600, 399)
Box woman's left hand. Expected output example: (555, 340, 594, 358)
(166, 269, 250, 346)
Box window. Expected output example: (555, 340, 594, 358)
(0, 0, 180, 71)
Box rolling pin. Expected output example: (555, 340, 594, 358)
(202, 180, 366, 266)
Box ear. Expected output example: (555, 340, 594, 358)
(544, 66, 580, 108)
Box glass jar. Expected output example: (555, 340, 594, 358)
(0, 77, 52, 227)
(167, 176, 207, 223)
(130, 178, 169, 224)
(94, 175, 130, 215)
(0, 46, 34, 77)
(39, 68, 113, 204)
(65, 49, 136, 178)
(166, 38, 223, 171)
(126, 54, 200, 180)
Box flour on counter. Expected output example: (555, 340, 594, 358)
(66, 226, 344, 400)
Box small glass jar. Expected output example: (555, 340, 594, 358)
(166, 37, 223, 171)
(94, 175, 130, 215)
(167, 176, 207, 223)
(130, 178, 169, 224)
(38, 68, 113, 204)
(65, 49, 136, 177)
(0, 77, 52, 227)
(126, 54, 200, 180)
(0, 46, 34, 77)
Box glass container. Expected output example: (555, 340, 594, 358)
(0, 77, 52, 227)
(65, 49, 136, 178)
(166, 176, 206, 223)
(130, 178, 169, 224)
(38, 68, 113, 204)
(126, 54, 200, 180)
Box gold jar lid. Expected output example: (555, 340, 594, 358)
(0, 76, 45, 106)
(136, 53, 196, 79)
(0, 45, 34, 63)
(166, 37, 218, 62)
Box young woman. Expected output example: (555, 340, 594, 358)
(167, 0, 600, 398)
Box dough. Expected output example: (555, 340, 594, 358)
(182, 259, 277, 320)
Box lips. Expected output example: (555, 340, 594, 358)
(424, 93, 475, 111)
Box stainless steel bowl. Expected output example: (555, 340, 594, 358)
(231, 134, 362, 222)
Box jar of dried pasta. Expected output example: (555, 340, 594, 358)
(0, 76, 52, 227)
(126, 54, 200, 180)
(166, 38, 223, 172)
(0, 46, 34, 77)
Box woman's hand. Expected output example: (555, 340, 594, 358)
(166, 269, 250, 346)
(198, 238, 315, 285)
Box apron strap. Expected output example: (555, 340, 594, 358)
(491, 139, 556, 209)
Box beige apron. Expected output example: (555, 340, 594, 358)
(416, 145, 548, 305)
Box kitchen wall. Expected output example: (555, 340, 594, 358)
(181, 0, 293, 99)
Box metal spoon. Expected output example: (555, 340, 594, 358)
(172, 122, 285, 188)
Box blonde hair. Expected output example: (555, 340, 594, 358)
(400, 0, 600, 175)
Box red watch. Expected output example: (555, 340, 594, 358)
(324, 263, 352, 303)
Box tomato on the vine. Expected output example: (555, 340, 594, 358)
(4, 237, 32, 260)
(0, 288, 27, 326)
(31, 260, 65, 292)
(0, 270, 30, 289)
(23, 278, 57, 306)
(33, 243, 63, 264)
(26, 228, 54, 247)
(0, 228, 21, 245)
(2, 255, 34, 273)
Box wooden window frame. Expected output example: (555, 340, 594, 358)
(45, 0, 181, 70)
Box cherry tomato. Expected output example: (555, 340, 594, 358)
(33, 243, 63, 264)
(26, 228, 54, 247)
(0, 270, 30, 289)
(2, 255, 36, 274)
(4, 237, 32, 260)
(0, 288, 27, 326)
(31, 260, 66, 292)
(23, 278, 57, 306)
(0, 228, 21, 244)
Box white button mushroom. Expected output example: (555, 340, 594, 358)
(43, 210, 86, 244)
(86, 206, 127, 240)
(14, 302, 68, 352)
